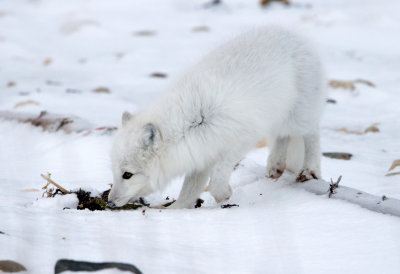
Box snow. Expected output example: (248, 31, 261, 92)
(1, 0, 400, 273)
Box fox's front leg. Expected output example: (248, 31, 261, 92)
(168, 169, 210, 209)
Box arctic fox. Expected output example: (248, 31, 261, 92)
(108, 26, 326, 209)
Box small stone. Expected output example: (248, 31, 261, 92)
(0, 260, 27, 273)
(192, 26, 210, 32)
(326, 98, 337, 104)
(150, 72, 167, 78)
(7, 81, 16, 87)
(133, 30, 156, 36)
(322, 152, 352, 160)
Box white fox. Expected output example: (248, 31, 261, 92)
(108, 26, 326, 209)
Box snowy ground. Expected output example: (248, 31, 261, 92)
(1, 0, 400, 273)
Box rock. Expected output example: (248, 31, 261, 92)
(0, 260, 27, 273)
(323, 152, 353, 160)
(54, 259, 142, 274)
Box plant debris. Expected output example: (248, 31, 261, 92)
(162, 200, 176, 207)
(43, 58, 52, 66)
(150, 72, 167, 78)
(0, 110, 92, 133)
(329, 79, 375, 91)
(221, 204, 239, 209)
(14, 100, 40, 109)
(93, 87, 111, 94)
(6, 81, 16, 88)
(256, 138, 267, 148)
(195, 198, 204, 208)
(260, 0, 290, 6)
(323, 152, 353, 160)
(41, 174, 176, 211)
(336, 123, 380, 135)
(388, 159, 400, 172)
(41, 173, 70, 195)
(328, 176, 342, 198)
(385, 172, 400, 177)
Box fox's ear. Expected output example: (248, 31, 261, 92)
(141, 123, 161, 149)
(122, 111, 133, 126)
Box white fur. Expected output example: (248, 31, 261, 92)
(108, 26, 326, 208)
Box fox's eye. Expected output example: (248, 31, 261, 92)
(122, 172, 134, 180)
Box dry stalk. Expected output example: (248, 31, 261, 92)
(329, 175, 342, 198)
(41, 173, 71, 194)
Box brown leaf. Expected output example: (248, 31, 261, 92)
(256, 138, 267, 148)
(337, 123, 379, 135)
(329, 80, 355, 91)
(14, 100, 40, 109)
(7, 81, 16, 87)
(329, 79, 376, 91)
(364, 125, 379, 133)
(92, 87, 110, 93)
(43, 58, 52, 66)
(388, 160, 400, 172)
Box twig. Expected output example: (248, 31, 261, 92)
(41, 174, 71, 194)
(329, 175, 342, 198)
(293, 175, 400, 217)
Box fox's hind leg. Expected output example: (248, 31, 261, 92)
(296, 132, 321, 182)
(267, 136, 289, 179)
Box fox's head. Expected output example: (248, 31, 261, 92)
(108, 112, 162, 207)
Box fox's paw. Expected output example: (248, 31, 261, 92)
(296, 169, 319, 182)
(267, 162, 286, 179)
(209, 185, 232, 203)
(267, 166, 285, 179)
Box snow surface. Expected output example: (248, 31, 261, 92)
(1, 0, 400, 273)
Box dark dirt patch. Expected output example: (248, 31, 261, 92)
(221, 204, 239, 209)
